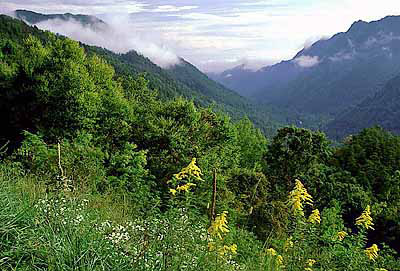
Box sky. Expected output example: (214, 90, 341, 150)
(1, 0, 400, 72)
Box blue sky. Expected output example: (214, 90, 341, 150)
(2, 0, 400, 72)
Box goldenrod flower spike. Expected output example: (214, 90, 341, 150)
(356, 205, 374, 230)
(176, 182, 196, 192)
(230, 244, 238, 254)
(266, 248, 277, 256)
(276, 255, 284, 266)
(208, 211, 230, 240)
(288, 179, 313, 215)
(284, 237, 294, 251)
(365, 244, 379, 261)
(337, 231, 347, 241)
(306, 259, 316, 267)
(174, 158, 203, 181)
(304, 259, 316, 271)
(169, 188, 177, 196)
(308, 209, 321, 224)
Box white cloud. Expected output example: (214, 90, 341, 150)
(1, 0, 147, 14)
(34, 17, 180, 68)
(329, 51, 354, 62)
(301, 35, 329, 50)
(199, 57, 277, 73)
(363, 32, 400, 48)
(150, 5, 198, 13)
(293, 55, 320, 68)
(3, 0, 400, 72)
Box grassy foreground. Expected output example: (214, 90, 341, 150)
(1, 160, 399, 271)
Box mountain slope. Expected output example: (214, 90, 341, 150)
(213, 16, 400, 116)
(207, 64, 263, 97)
(15, 9, 107, 30)
(85, 47, 283, 134)
(0, 14, 282, 135)
(326, 74, 400, 139)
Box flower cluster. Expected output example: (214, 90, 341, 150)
(288, 179, 313, 215)
(266, 248, 277, 256)
(365, 244, 379, 261)
(105, 224, 131, 246)
(169, 158, 202, 196)
(276, 255, 284, 266)
(96, 207, 209, 270)
(266, 248, 284, 268)
(174, 158, 203, 181)
(305, 259, 316, 271)
(208, 211, 229, 240)
(356, 205, 374, 230)
(308, 209, 321, 224)
(337, 231, 347, 241)
(34, 197, 88, 227)
(284, 237, 294, 251)
(208, 243, 238, 256)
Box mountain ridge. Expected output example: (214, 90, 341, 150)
(325, 73, 400, 139)
(1, 13, 283, 135)
(15, 9, 107, 30)
(212, 15, 400, 117)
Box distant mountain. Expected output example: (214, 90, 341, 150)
(326, 74, 400, 139)
(15, 9, 107, 30)
(208, 65, 263, 97)
(213, 16, 400, 116)
(87, 46, 283, 135)
(2, 13, 283, 135)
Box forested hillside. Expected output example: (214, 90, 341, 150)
(0, 14, 400, 271)
(326, 73, 400, 139)
(8, 13, 284, 135)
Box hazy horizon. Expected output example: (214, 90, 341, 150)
(2, 0, 400, 72)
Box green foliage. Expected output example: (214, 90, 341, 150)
(331, 127, 400, 250)
(17, 131, 105, 189)
(264, 127, 331, 198)
(0, 13, 400, 271)
(234, 118, 268, 169)
(0, 34, 103, 142)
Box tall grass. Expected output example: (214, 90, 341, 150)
(0, 161, 399, 271)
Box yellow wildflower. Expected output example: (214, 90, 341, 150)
(276, 255, 284, 266)
(375, 268, 388, 271)
(176, 182, 196, 192)
(174, 158, 203, 181)
(365, 244, 379, 261)
(308, 209, 321, 224)
(208, 242, 215, 251)
(284, 237, 294, 251)
(230, 244, 238, 254)
(208, 211, 229, 239)
(266, 248, 277, 256)
(356, 205, 374, 230)
(217, 244, 237, 256)
(288, 179, 313, 215)
(305, 268, 313, 271)
(169, 188, 177, 196)
(337, 231, 347, 241)
(306, 259, 316, 266)
(219, 246, 228, 256)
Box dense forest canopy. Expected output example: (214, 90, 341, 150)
(0, 14, 399, 271)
